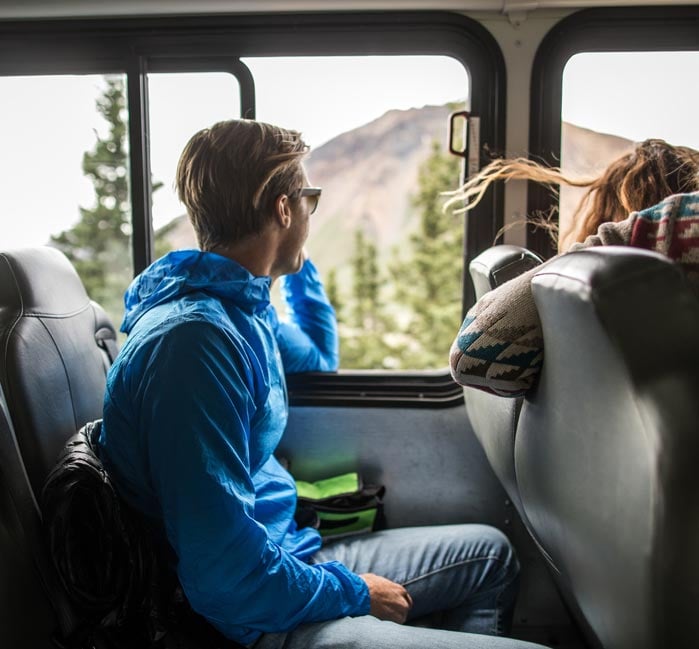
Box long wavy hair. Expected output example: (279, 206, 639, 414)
(443, 139, 699, 252)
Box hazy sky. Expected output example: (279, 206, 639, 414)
(1, 51, 697, 248)
(562, 51, 699, 148)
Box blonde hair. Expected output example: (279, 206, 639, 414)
(176, 119, 308, 251)
(443, 139, 699, 251)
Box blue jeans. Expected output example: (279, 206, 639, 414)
(251, 524, 549, 649)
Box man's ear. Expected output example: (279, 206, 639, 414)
(275, 194, 292, 229)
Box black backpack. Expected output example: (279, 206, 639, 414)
(41, 420, 242, 649)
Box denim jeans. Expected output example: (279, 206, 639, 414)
(251, 524, 550, 649)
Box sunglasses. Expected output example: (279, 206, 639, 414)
(296, 187, 322, 215)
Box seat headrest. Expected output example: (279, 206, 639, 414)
(0, 247, 89, 317)
(470, 245, 543, 300)
(532, 245, 675, 296)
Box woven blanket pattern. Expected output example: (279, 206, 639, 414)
(450, 266, 543, 397)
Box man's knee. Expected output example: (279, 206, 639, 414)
(456, 524, 519, 589)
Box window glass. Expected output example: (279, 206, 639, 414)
(244, 55, 469, 370)
(148, 72, 241, 255)
(0, 73, 132, 330)
(560, 51, 699, 239)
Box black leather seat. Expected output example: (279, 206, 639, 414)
(464, 245, 543, 520)
(0, 247, 117, 495)
(0, 246, 118, 647)
(516, 247, 699, 649)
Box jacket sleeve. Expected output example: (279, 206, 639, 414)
(138, 321, 368, 643)
(275, 258, 339, 373)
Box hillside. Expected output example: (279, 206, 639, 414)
(157, 108, 635, 277)
(304, 104, 453, 273)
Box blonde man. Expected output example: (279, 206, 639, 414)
(99, 119, 544, 649)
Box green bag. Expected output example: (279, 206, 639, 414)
(294, 472, 385, 540)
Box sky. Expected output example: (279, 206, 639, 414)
(1, 51, 698, 248)
(562, 51, 699, 148)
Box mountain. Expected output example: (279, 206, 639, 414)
(157, 108, 635, 277)
(303, 104, 454, 274)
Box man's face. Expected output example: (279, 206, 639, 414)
(274, 168, 315, 277)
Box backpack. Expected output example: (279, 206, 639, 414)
(41, 420, 241, 649)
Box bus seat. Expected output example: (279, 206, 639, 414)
(0, 381, 77, 648)
(469, 244, 543, 301)
(0, 246, 119, 647)
(0, 247, 117, 496)
(516, 247, 699, 649)
(464, 245, 543, 520)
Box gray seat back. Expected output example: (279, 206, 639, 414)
(465, 245, 543, 519)
(517, 247, 699, 649)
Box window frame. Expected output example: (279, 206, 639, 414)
(0, 11, 506, 406)
(527, 6, 699, 258)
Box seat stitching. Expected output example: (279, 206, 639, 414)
(35, 317, 80, 430)
(22, 302, 91, 319)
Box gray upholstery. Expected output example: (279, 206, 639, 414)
(517, 247, 699, 649)
(465, 245, 542, 520)
(469, 244, 543, 301)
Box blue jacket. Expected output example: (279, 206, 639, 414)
(98, 250, 369, 644)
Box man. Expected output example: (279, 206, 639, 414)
(98, 119, 547, 649)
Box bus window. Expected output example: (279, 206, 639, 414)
(243, 55, 469, 371)
(559, 51, 699, 238)
(0, 73, 132, 330)
(147, 72, 241, 255)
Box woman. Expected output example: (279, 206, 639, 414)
(446, 139, 699, 397)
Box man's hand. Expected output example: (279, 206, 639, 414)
(359, 573, 413, 624)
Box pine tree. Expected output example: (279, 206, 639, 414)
(51, 75, 161, 326)
(339, 230, 401, 369)
(390, 140, 464, 369)
(50, 76, 132, 324)
(325, 267, 342, 321)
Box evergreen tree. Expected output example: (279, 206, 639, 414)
(51, 76, 131, 323)
(390, 140, 464, 369)
(340, 230, 401, 369)
(325, 267, 342, 322)
(51, 75, 161, 327)
(351, 230, 379, 331)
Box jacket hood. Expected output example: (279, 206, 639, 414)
(121, 249, 271, 334)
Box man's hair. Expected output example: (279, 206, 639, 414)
(442, 138, 699, 251)
(175, 119, 309, 250)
